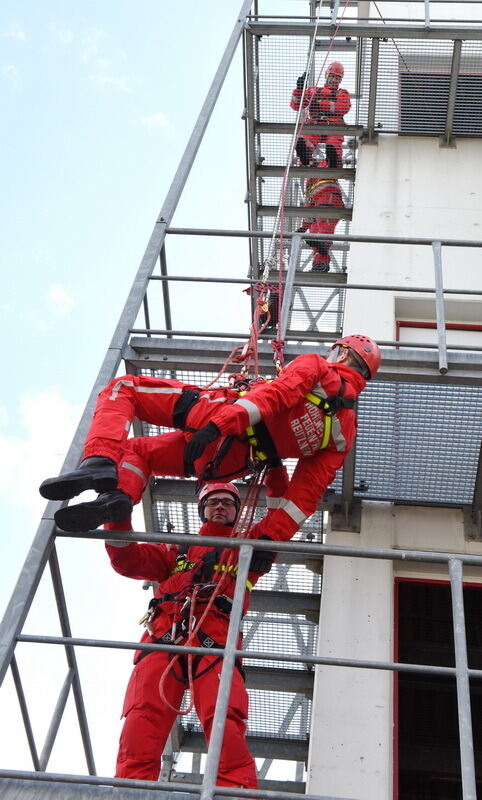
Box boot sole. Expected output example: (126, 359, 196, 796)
(54, 496, 132, 532)
(39, 471, 118, 501)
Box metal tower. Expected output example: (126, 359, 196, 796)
(2, 2, 482, 799)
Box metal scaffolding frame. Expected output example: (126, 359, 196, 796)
(2, 2, 482, 799)
(1, 529, 482, 800)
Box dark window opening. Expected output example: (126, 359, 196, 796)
(397, 580, 482, 799)
(399, 73, 482, 136)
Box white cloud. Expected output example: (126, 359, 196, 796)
(80, 27, 104, 62)
(48, 284, 75, 315)
(0, 407, 8, 426)
(49, 22, 73, 45)
(2, 64, 21, 88)
(141, 112, 170, 129)
(89, 72, 130, 93)
(0, 387, 81, 522)
(1, 24, 26, 41)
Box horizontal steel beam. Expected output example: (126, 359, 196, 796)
(166, 226, 482, 248)
(256, 165, 356, 180)
(247, 21, 482, 40)
(250, 590, 320, 618)
(255, 121, 363, 136)
(172, 772, 306, 794)
(124, 338, 482, 386)
(258, 205, 352, 220)
(181, 732, 309, 761)
(266, 269, 347, 284)
(245, 665, 314, 696)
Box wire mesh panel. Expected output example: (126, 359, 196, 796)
(330, 380, 482, 505)
(357, 36, 482, 137)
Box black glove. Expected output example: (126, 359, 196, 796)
(296, 226, 308, 234)
(296, 72, 307, 90)
(185, 422, 221, 464)
(266, 456, 283, 468)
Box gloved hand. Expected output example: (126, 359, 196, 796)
(266, 456, 283, 468)
(296, 226, 308, 233)
(296, 72, 307, 90)
(317, 98, 331, 112)
(185, 422, 221, 464)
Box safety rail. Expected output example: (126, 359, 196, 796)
(1, 528, 482, 800)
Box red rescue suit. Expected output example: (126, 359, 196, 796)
(106, 468, 290, 785)
(302, 161, 344, 271)
(290, 84, 351, 167)
(83, 354, 366, 533)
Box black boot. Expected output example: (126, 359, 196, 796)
(54, 490, 133, 532)
(39, 457, 118, 501)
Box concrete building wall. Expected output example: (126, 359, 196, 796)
(307, 504, 482, 800)
(343, 136, 482, 342)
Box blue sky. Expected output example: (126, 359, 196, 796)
(0, 0, 305, 780)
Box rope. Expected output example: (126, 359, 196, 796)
(268, 0, 352, 372)
(157, 468, 266, 713)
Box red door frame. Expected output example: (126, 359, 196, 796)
(393, 576, 482, 800)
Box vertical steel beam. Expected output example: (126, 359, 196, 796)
(142, 295, 151, 338)
(448, 559, 477, 800)
(279, 234, 302, 338)
(244, 30, 262, 278)
(48, 547, 96, 774)
(199, 544, 253, 800)
(331, 0, 341, 24)
(39, 668, 75, 771)
(160, 244, 173, 336)
(365, 38, 379, 144)
(10, 657, 41, 771)
(442, 40, 462, 147)
(424, 0, 431, 28)
(432, 240, 448, 374)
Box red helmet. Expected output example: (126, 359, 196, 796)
(326, 61, 344, 79)
(198, 482, 241, 522)
(332, 334, 381, 379)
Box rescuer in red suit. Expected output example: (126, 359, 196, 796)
(296, 143, 344, 273)
(40, 335, 381, 534)
(106, 473, 290, 785)
(290, 61, 351, 169)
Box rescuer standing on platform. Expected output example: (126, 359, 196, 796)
(290, 61, 351, 169)
(106, 470, 290, 786)
(40, 336, 381, 535)
(296, 143, 345, 273)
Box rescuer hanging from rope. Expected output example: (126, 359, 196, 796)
(105, 470, 291, 786)
(290, 61, 351, 169)
(40, 335, 381, 535)
(296, 142, 345, 273)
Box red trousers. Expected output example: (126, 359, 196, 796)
(303, 124, 344, 168)
(116, 650, 258, 787)
(304, 184, 344, 270)
(82, 376, 249, 502)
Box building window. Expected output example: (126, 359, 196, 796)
(395, 579, 482, 799)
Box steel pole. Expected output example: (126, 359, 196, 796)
(279, 233, 302, 338)
(448, 559, 477, 800)
(432, 240, 448, 374)
(199, 544, 253, 800)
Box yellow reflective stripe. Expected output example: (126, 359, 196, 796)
(245, 425, 269, 460)
(320, 415, 332, 449)
(305, 391, 322, 407)
(213, 563, 253, 590)
(305, 391, 333, 450)
(171, 560, 196, 574)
